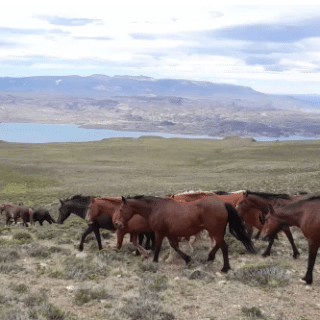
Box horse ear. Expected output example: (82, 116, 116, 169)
(59, 199, 64, 204)
(121, 196, 126, 203)
(244, 191, 248, 198)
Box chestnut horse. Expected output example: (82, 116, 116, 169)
(113, 195, 255, 272)
(262, 195, 320, 285)
(86, 197, 155, 257)
(170, 190, 245, 207)
(166, 190, 246, 261)
(1, 203, 33, 227)
(235, 192, 300, 258)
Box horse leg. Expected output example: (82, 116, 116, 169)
(153, 233, 165, 263)
(208, 244, 220, 262)
(131, 233, 149, 258)
(92, 223, 103, 250)
(254, 230, 261, 240)
(302, 242, 319, 285)
(219, 240, 231, 273)
(79, 225, 94, 251)
(283, 227, 300, 259)
(262, 233, 277, 257)
(168, 237, 191, 264)
(247, 226, 254, 239)
(116, 229, 125, 250)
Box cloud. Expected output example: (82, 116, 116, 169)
(208, 19, 320, 43)
(0, 26, 68, 35)
(35, 15, 103, 27)
(74, 36, 113, 41)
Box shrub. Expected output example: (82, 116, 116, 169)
(12, 232, 33, 243)
(0, 247, 20, 263)
(75, 286, 112, 305)
(227, 263, 290, 288)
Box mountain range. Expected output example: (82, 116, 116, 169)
(0, 75, 320, 139)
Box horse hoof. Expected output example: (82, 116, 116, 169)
(301, 277, 312, 285)
(221, 267, 231, 273)
(293, 253, 300, 259)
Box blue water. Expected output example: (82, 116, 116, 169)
(0, 123, 217, 143)
(0, 123, 318, 143)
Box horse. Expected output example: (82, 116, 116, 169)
(58, 195, 116, 251)
(0, 203, 33, 227)
(165, 190, 246, 261)
(168, 190, 245, 207)
(113, 195, 255, 272)
(31, 208, 56, 226)
(85, 197, 155, 257)
(235, 192, 300, 259)
(261, 195, 320, 285)
(58, 195, 154, 253)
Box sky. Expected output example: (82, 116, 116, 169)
(1, 1, 320, 94)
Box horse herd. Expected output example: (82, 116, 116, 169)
(1, 189, 320, 285)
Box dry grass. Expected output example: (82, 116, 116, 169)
(1, 138, 320, 319)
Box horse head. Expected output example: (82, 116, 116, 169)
(262, 204, 281, 236)
(85, 197, 97, 224)
(57, 199, 70, 224)
(112, 196, 128, 230)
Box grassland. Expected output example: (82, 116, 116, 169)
(1, 136, 320, 205)
(1, 136, 320, 320)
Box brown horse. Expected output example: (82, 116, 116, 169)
(165, 190, 246, 260)
(113, 195, 255, 272)
(262, 195, 320, 285)
(1, 203, 33, 226)
(235, 192, 300, 258)
(86, 197, 154, 257)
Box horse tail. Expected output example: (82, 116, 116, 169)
(225, 203, 256, 254)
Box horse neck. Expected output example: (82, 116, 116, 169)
(275, 207, 302, 227)
(126, 199, 153, 220)
(67, 200, 90, 220)
(95, 199, 121, 217)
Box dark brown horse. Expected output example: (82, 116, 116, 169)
(235, 192, 300, 258)
(86, 197, 154, 257)
(113, 195, 255, 272)
(262, 195, 320, 285)
(0, 203, 33, 226)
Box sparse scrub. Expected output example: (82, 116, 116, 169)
(64, 256, 108, 280)
(12, 231, 33, 242)
(241, 306, 266, 319)
(227, 263, 290, 288)
(138, 259, 159, 273)
(75, 285, 112, 305)
(20, 243, 52, 259)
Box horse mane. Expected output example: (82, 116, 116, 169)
(247, 190, 291, 199)
(126, 195, 168, 202)
(213, 191, 231, 195)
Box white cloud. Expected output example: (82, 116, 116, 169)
(1, 4, 320, 93)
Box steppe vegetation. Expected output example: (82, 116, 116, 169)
(1, 136, 320, 320)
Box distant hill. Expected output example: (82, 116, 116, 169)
(0, 75, 320, 139)
(0, 75, 264, 99)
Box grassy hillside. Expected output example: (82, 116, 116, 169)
(1, 137, 320, 320)
(1, 136, 320, 206)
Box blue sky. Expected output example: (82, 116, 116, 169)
(1, 1, 320, 94)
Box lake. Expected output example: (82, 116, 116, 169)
(0, 123, 318, 143)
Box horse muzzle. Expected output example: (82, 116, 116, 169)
(114, 221, 124, 230)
